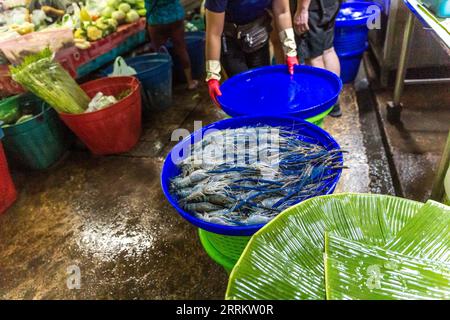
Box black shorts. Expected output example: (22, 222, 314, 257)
(295, 0, 341, 59)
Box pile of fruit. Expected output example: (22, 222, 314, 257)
(73, 0, 146, 48)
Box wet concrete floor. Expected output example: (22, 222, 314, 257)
(0, 84, 373, 299)
(371, 80, 450, 201)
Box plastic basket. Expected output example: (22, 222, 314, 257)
(334, 2, 381, 55)
(59, 76, 142, 155)
(199, 229, 251, 272)
(166, 31, 206, 82)
(217, 65, 342, 121)
(3, 94, 73, 170)
(338, 46, 367, 83)
(0, 126, 17, 215)
(422, 0, 450, 18)
(161, 115, 343, 237)
(102, 51, 173, 111)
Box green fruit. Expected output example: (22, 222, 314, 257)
(125, 0, 136, 4)
(137, 8, 146, 17)
(136, 0, 145, 9)
(107, 0, 120, 8)
(125, 9, 139, 23)
(118, 3, 131, 13)
(111, 10, 126, 22)
(102, 7, 114, 18)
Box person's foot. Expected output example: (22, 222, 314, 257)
(329, 104, 342, 118)
(188, 80, 199, 90)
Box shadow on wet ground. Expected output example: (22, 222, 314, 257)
(0, 84, 374, 299)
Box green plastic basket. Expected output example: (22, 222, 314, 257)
(222, 106, 332, 128)
(2, 96, 73, 170)
(198, 229, 250, 273)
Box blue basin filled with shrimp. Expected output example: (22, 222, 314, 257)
(217, 65, 342, 123)
(161, 116, 344, 237)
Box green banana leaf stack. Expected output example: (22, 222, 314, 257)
(226, 193, 450, 300)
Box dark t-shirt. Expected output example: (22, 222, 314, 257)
(205, 0, 272, 25)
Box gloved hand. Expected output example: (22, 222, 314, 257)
(207, 79, 222, 107)
(286, 55, 299, 75)
(206, 60, 222, 107)
(279, 28, 299, 75)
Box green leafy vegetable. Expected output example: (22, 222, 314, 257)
(10, 48, 89, 114)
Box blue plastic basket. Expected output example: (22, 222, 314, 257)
(422, 0, 450, 18)
(334, 1, 381, 55)
(166, 31, 205, 82)
(217, 65, 342, 120)
(102, 52, 173, 110)
(160, 115, 343, 236)
(338, 46, 367, 83)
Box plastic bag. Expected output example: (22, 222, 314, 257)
(110, 56, 137, 76)
(85, 92, 117, 113)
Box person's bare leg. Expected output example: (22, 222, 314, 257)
(171, 20, 198, 90)
(305, 55, 325, 69)
(323, 47, 340, 76)
(323, 47, 342, 117)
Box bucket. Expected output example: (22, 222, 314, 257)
(334, 2, 380, 53)
(161, 116, 343, 271)
(2, 94, 73, 170)
(0, 125, 17, 215)
(59, 76, 142, 155)
(102, 52, 173, 111)
(338, 46, 367, 83)
(166, 31, 205, 83)
(217, 65, 342, 128)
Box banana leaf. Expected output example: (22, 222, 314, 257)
(386, 200, 450, 263)
(226, 193, 423, 300)
(324, 233, 450, 300)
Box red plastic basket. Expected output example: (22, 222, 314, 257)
(0, 142, 17, 214)
(59, 76, 142, 155)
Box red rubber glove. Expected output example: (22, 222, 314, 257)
(286, 56, 299, 75)
(207, 79, 222, 107)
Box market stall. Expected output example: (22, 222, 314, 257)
(0, 0, 147, 97)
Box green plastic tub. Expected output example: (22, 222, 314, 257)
(222, 107, 332, 128)
(198, 229, 250, 274)
(2, 95, 73, 170)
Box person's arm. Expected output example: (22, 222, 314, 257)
(293, 0, 311, 34)
(205, 9, 224, 81)
(272, 0, 298, 74)
(205, 8, 225, 106)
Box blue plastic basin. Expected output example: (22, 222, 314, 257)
(338, 45, 367, 83)
(217, 65, 342, 120)
(160, 115, 343, 236)
(335, 1, 381, 54)
(102, 53, 172, 110)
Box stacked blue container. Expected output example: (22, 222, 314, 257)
(334, 1, 381, 83)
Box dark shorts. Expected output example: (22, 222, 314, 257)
(295, 1, 341, 59)
(221, 36, 271, 77)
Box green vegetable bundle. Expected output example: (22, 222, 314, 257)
(10, 48, 89, 114)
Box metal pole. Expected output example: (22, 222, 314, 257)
(431, 130, 450, 201)
(392, 10, 415, 106)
